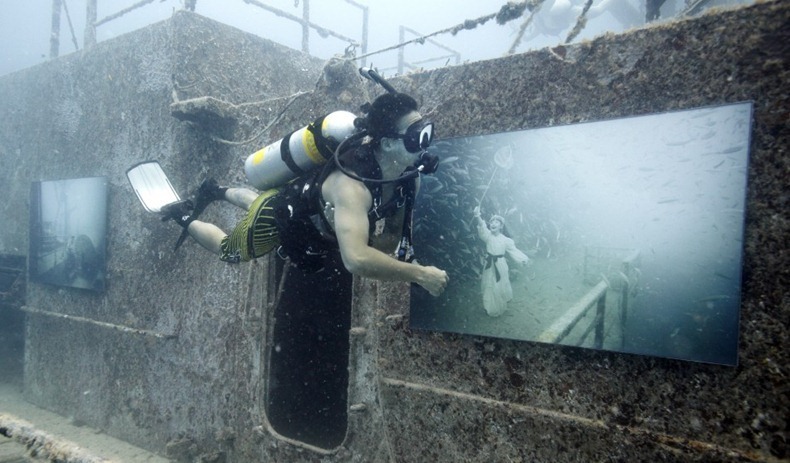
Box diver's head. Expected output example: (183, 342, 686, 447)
(366, 93, 418, 144)
(334, 92, 437, 184)
(366, 93, 434, 153)
(365, 93, 436, 174)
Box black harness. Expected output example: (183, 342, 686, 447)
(274, 145, 417, 272)
(366, 168, 418, 263)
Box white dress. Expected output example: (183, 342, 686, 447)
(477, 222, 529, 317)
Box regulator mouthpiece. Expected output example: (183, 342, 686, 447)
(415, 151, 440, 175)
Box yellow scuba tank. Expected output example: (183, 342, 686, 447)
(244, 110, 358, 190)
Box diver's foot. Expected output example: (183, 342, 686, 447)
(160, 199, 195, 228)
(190, 178, 228, 220)
(195, 178, 228, 205)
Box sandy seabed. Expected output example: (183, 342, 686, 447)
(0, 381, 169, 463)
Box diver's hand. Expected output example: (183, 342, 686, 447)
(417, 265, 449, 297)
(473, 206, 481, 218)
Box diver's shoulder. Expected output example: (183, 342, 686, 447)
(323, 169, 370, 201)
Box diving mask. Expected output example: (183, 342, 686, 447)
(389, 120, 434, 154)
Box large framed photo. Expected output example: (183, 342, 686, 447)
(29, 177, 108, 292)
(411, 102, 752, 366)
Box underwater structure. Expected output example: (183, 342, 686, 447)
(0, 1, 787, 462)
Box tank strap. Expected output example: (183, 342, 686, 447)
(306, 115, 338, 162)
(306, 163, 338, 242)
(279, 132, 305, 176)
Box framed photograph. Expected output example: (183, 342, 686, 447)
(29, 177, 108, 292)
(410, 102, 752, 365)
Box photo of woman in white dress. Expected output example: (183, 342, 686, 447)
(473, 206, 530, 317)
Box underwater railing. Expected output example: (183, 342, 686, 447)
(395, 26, 461, 74)
(51, 0, 367, 62)
(537, 280, 609, 349)
(241, 0, 366, 57)
(0, 266, 21, 295)
(537, 248, 641, 349)
(0, 254, 25, 301)
(618, 250, 641, 349)
(83, 0, 156, 49)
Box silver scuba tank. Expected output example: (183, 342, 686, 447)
(244, 110, 358, 190)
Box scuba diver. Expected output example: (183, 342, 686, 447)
(158, 90, 449, 297)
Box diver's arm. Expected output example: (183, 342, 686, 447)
(327, 175, 448, 296)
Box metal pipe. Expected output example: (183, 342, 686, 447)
(243, 0, 358, 46)
(62, 0, 80, 51)
(360, 3, 368, 66)
(398, 25, 461, 73)
(21, 306, 177, 339)
(49, 0, 62, 59)
(646, 0, 667, 21)
(84, 0, 97, 48)
(94, 0, 156, 28)
(401, 26, 460, 59)
(398, 26, 405, 74)
(302, 0, 310, 53)
(93, 0, 154, 27)
(679, 0, 713, 18)
(594, 291, 606, 349)
(343, 0, 369, 66)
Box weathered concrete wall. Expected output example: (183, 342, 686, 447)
(0, 11, 328, 460)
(0, 2, 787, 462)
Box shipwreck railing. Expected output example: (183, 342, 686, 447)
(396, 26, 461, 74)
(50, 0, 368, 63)
(45, 0, 729, 74)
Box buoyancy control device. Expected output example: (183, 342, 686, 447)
(244, 110, 359, 190)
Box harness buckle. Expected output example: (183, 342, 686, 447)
(370, 195, 384, 219)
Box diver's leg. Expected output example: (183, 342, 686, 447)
(225, 188, 259, 210)
(196, 178, 258, 210)
(186, 220, 226, 255)
(161, 201, 227, 255)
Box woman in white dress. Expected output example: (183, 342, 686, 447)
(473, 207, 529, 317)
